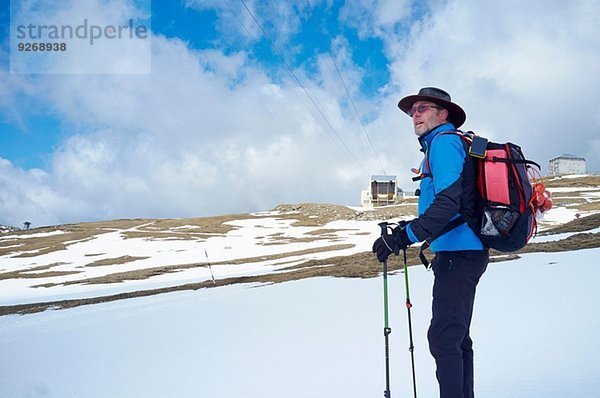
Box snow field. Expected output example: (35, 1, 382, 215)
(1, 248, 599, 398)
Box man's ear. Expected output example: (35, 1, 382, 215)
(441, 108, 449, 121)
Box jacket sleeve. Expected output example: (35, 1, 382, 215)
(408, 134, 466, 242)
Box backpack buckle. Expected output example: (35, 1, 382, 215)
(469, 136, 488, 159)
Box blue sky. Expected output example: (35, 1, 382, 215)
(0, 0, 599, 226)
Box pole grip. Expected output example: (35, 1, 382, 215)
(378, 221, 390, 237)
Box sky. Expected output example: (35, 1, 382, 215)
(0, 0, 599, 227)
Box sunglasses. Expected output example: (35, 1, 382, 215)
(408, 104, 443, 117)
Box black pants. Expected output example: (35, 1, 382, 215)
(428, 250, 489, 398)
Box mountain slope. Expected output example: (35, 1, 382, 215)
(1, 175, 599, 315)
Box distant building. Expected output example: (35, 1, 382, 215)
(548, 154, 586, 176)
(361, 175, 398, 208)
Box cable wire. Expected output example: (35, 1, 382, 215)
(304, 0, 387, 175)
(235, 0, 369, 175)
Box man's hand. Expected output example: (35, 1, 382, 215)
(372, 221, 412, 263)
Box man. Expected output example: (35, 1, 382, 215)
(372, 87, 489, 398)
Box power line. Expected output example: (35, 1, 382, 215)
(328, 52, 387, 174)
(234, 0, 369, 175)
(304, 0, 387, 175)
(222, 0, 255, 39)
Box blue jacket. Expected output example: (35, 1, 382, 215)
(406, 123, 484, 252)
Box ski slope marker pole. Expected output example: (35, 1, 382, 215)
(204, 249, 216, 286)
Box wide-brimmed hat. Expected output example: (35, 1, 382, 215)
(398, 87, 466, 128)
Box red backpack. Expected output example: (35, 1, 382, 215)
(421, 130, 550, 254)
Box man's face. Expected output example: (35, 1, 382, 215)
(410, 100, 449, 136)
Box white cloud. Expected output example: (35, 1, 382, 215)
(185, 0, 309, 51)
(339, 0, 412, 39)
(379, 0, 600, 177)
(0, 159, 64, 227)
(1, 33, 374, 226)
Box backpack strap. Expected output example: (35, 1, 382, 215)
(489, 157, 541, 169)
(420, 130, 472, 179)
(418, 216, 467, 268)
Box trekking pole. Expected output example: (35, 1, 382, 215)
(383, 258, 392, 398)
(378, 222, 392, 398)
(402, 248, 418, 398)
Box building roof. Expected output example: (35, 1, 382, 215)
(550, 154, 586, 162)
(371, 175, 397, 181)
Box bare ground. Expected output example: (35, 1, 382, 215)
(545, 175, 600, 188)
(538, 212, 600, 235)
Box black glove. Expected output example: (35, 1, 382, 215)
(372, 221, 412, 263)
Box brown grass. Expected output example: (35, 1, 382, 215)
(304, 228, 348, 236)
(86, 256, 150, 267)
(566, 201, 600, 212)
(0, 263, 80, 280)
(136, 215, 251, 234)
(0, 225, 113, 258)
(120, 231, 208, 241)
(260, 237, 331, 245)
(551, 198, 588, 207)
(545, 175, 600, 188)
(260, 230, 346, 245)
(518, 232, 600, 253)
(539, 213, 600, 235)
(272, 203, 417, 226)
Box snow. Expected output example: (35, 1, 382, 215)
(0, 217, 379, 306)
(1, 249, 599, 398)
(168, 224, 204, 230)
(530, 226, 600, 243)
(0, 226, 18, 234)
(1, 187, 599, 398)
(554, 174, 591, 179)
(536, 206, 580, 224)
(0, 230, 65, 240)
(546, 187, 600, 193)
